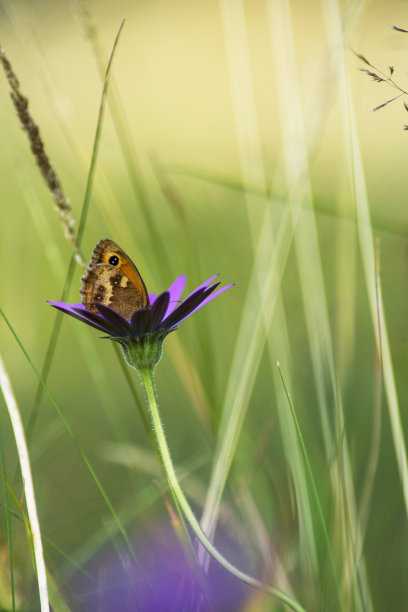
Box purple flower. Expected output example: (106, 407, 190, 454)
(70, 522, 247, 612)
(48, 275, 233, 369)
(49, 274, 232, 338)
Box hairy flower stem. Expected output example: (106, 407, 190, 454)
(139, 366, 307, 612)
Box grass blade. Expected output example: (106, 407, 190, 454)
(347, 90, 408, 514)
(199, 0, 271, 562)
(0, 355, 49, 611)
(76, 5, 171, 280)
(26, 21, 125, 441)
(278, 364, 339, 603)
(1, 308, 135, 560)
(0, 429, 16, 610)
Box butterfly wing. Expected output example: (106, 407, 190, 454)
(81, 239, 149, 318)
(81, 265, 148, 318)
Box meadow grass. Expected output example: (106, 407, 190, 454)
(0, 1, 407, 611)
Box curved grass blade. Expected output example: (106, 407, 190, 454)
(278, 363, 339, 602)
(347, 89, 408, 516)
(77, 5, 222, 439)
(76, 4, 171, 280)
(0, 354, 49, 611)
(26, 21, 125, 442)
(1, 308, 136, 561)
(199, 1, 319, 586)
(2, 474, 95, 610)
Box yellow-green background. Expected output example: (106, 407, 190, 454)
(0, 0, 407, 610)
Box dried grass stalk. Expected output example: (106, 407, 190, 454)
(0, 45, 84, 266)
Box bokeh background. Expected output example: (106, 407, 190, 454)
(0, 0, 408, 610)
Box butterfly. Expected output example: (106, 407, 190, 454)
(80, 239, 149, 319)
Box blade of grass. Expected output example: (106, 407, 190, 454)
(356, 239, 383, 536)
(10, 18, 207, 565)
(76, 1, 171, 280)
(5, 0, 157, 287)
(103, 441, 263, 553)
(1, 308, 136, 561)
(151, 158, 218, 420)
(266, 296, 318, 599)
(346, 76, 408, 518)
(198, 0, 271, 565)
(19, 170, 146, 454)
(65, 449, 214, 579)
(2, 10, 207, 450)
(0, 428, 16, 611)
(26, 20, 125, 442)
(200, 0, 327, 577)
(319, 1, 381, 609)
(76, 6, 219, 438)
(71, 5, 218, 435)
(268, 0, 333, 454)
(2, 473, 94, 610)
(277, 364, 339, 601)
(271, 1, 372, 608)
(0, 355, 49, 612)
(168, 164, 408, 240)
(201, 0, 340, 587)
(21, 157, 203, 592)
(1, 309, 194, 609)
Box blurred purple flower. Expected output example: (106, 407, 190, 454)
(48, 274, 233, 340)
(70, 524, 247, 612)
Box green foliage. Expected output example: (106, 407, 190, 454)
(0, 1, 407, 610)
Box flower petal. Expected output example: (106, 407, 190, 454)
(150, 292, 170, 331)
(71, 307, 127, 336)
(175, 283, 234, 327)
(164, 275, 187, 317)
(48, 301, 83, 312)
(161, 286, 217, 330)
(131, 308, 153, 337)
(48, 301, 112, 334)
(185, 275, 218, 298)
(94, 304, 133, 336)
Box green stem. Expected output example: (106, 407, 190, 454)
(277, 364, 340, 603)
(139, 366, 307, 612)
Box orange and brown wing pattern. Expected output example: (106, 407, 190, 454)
(87, 239, 149, 303)
(81, 239, 149, 318)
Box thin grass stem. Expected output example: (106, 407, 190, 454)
(356, 239, 383, 539)
(1, 308, 135, 560)
(0, 355, 49, 611)
(77, 5, 171, 280)
(277, 363, 341, 606)
(26, 21, 125, 440)
(346, 73, 408, 518)
(75, 19, 125, 243)
(2, 478, 89, 609)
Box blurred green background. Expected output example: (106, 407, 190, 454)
(0, 0, 408, 610)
